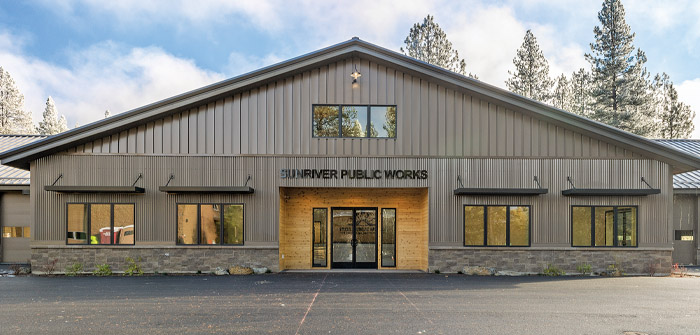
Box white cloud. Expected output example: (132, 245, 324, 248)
(676, 78, 700, 139)
(38, 0, 285, 32)
(226, 52, 285, 77)
(0, 32, 224, 129)
(438, 3, 589, 88)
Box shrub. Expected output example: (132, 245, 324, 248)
(576, 263, 592, 275)
(606, 263, 624, 277)
(9, 263, 22, 275)
(93, 264, 112, 276)
(44, 259, 59, 275)
(645, 262, 660, 276)
(433, 269, 441, 274)
(542, 264, 565, 276)
(65, 263, 83, 276)
(124, 257, 143, 276)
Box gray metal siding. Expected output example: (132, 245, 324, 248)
(32, 155, 671, 247)
(69, 57, 641, 159)
(1, 192, 31, 262)
(673, 195, 696, 232)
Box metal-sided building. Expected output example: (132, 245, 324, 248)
(656, 139, 700, 266)
(2, 38, 699, 274)
(0, 135, 46, 263)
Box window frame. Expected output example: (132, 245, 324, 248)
(463, 204, 532, 247)
(65, 202, 136, 246)
(312, 104, 397, 139)
(570, 205, 638, 248)
(381, 208, 397, 268)
(311, 208, 328, 268)
(175, 202, 245, 246)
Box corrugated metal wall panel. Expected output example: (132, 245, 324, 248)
(32, 155, 672, 247)
(60, 58, 640, 158)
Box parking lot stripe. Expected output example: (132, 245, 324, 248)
(295, 273, 328, 335)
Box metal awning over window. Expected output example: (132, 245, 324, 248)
(453, 176, 547, 196)
(561, 188, 660, 196)
(44, 174, 145, 194)
(158, 186, 254, 194)
(453, 188, 548, 196)
(44, 185, 145, 193)
(157, 174, 254, 194)
(561, 176, 660, 196)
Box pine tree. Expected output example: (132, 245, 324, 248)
(585, 0, 654, 136)
(568, 68, 594, 118)
(552, 74, 569, 110)
(38, 96, 69, 135)
(401, 15, 477, 79)
(0, 66, 35, 134)
(655, 73, 695, 139)
(505, 30, 553, 103)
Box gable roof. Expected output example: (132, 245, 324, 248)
(0, 135, 47, 186)
(2, 37, 700, 173)
(656, 139, 700, 190)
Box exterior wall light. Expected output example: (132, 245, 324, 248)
(351, 65, 361, 87)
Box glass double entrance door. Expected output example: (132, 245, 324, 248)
(331, 208, 377, 268)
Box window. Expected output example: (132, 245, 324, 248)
(312, 208, 327, 267)
(66, 203, 135, 245)
(572, 206, 637, 247)
(675, 230, 694, 241)
(2, 227, 29, 238)
(381, 208, 396, 267)
(312, 104, 396, 138)
(177, 204, 243, 245)
(464, 205, 530, 247)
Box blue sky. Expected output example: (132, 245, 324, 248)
(1, 0, 699, 136)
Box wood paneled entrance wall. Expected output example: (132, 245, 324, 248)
(279, 188, 428, 270)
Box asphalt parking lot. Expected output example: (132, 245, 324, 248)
(1, 273, 698, 335)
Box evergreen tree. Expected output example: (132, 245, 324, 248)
(506, 30, 553, 103)
(38, 96, 69, 135)
(383, 107, 396, 138)
(0, 66, 34, 134)
(585, 0, 653, 135)
(401, 15, 477, 79)
(655, 73, 695, 139)
(568, 68, 594, 118)
(552, 74, 569, 110)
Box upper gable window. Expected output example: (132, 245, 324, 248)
(313, 104, 396, 138)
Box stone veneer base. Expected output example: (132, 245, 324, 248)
(429, 248, 673, 274)
(31, 246, 279, 274)
(30, 246, 676, 275)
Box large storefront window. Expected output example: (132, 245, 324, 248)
(572, 206, 637, 247)
(313, 104, 397, 138)
(177, 204, 243, 245)
(66, 203, 135, 245)
(464, 205, 530, 247)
